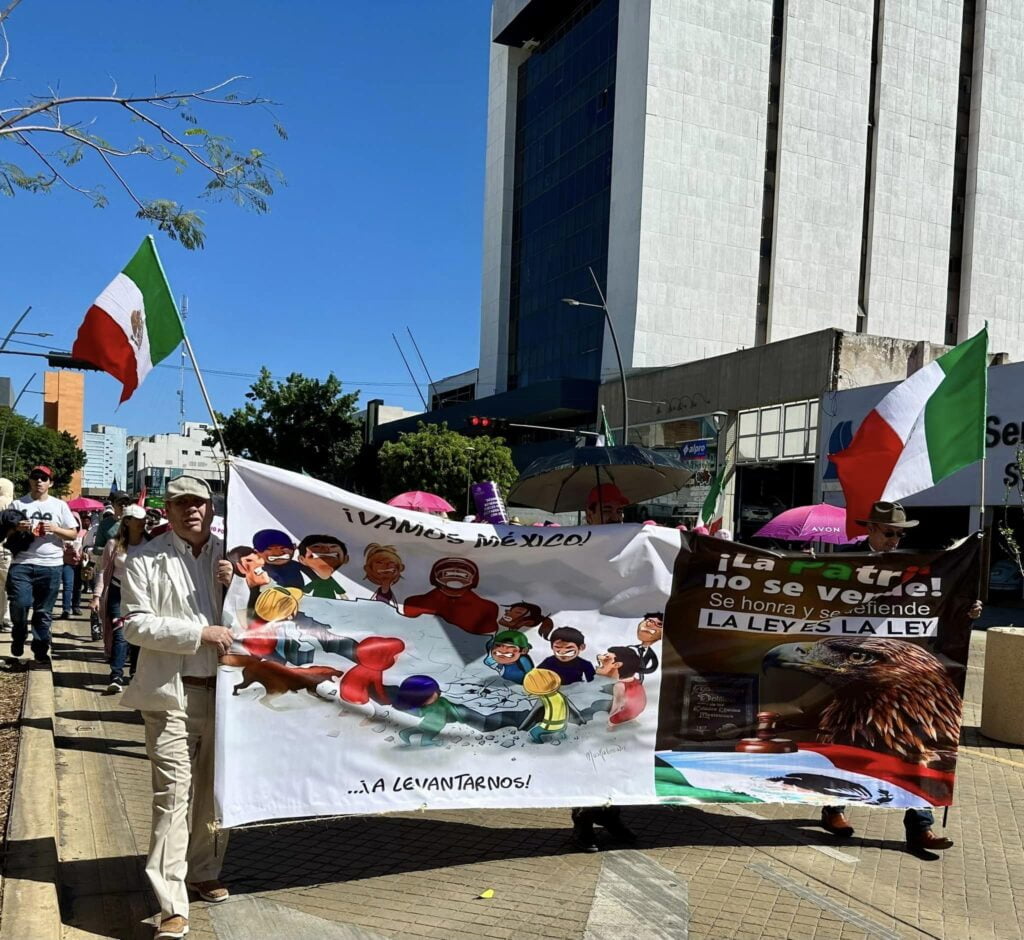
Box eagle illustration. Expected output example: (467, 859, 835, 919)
(763, 637, 961, 770)
(130, 309, 144, 348)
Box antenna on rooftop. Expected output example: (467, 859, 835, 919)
(178, 294, 188, 432)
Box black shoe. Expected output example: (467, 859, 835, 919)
(603, 816, 637, 843)
(9, 638, 24, 658)
(59, 612, 70, 620)
(71, 609, 81, 616)
(820, 808, 855, 838)
(103, 677, 127, 695)
(571, 809, 600, 853)
(32, 654, 51, 669)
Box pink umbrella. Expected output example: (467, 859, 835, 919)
(386, 491, 455, 514)
(754, 503, 863, 545)
(67, 497, 105, 511)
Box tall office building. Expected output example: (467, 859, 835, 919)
(81, 423, 128, 491)
(479, 0, 1024, 398)
(42, 370, 85, 496)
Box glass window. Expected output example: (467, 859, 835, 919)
(507, 0, 619, 389)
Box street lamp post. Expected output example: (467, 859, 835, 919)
(562, 267, 629, 445)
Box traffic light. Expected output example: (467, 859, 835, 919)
(45, 352, 102, 371)
(467, 416, 511, 433)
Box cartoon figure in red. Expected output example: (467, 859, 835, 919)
(338, 636, 406, 705)
(403, 557, 500, 635)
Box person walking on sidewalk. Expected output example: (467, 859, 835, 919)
(571, 483, 639, 853)
(93, 504, 149, 694)
(819, 500, 982, 855)
(121, 476, 234, 940)
(0, 477, 14, 631)
(7, 466, 78, 667)
(59, 510, 85, 619)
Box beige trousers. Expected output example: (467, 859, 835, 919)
(141, 685, 227, 919)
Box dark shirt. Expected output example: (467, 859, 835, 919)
(538, 655, 595, 685)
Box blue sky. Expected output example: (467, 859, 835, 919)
(2, 0, 491, 432)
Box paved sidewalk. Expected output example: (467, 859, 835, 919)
(5, 615, 1024, 939)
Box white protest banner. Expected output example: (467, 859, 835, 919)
(214, 459, 680, 827)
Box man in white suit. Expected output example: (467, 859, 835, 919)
(122, 475, 234, 940)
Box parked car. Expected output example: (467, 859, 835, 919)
(988, 559, 1023, 595)
(739, 497, 786, 525)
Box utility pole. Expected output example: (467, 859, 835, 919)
(178, 295, 188, 432)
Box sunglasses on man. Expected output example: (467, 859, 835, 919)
(879, 528, 905, 539)
(29, 472, 50, 482)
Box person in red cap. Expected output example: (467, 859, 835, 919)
(584, 483, 629, 525)
(6, 466, 78, 666)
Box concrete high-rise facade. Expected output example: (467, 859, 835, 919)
(479, 0, 1024, 398)
(81, 424, 127, 491)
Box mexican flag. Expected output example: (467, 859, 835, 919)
(830, 328, 988, 536)
(71, 236, 185, 403)
(699, 466, 730, 530)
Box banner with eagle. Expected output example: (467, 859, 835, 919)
(214, 461, 978, 827)
(655, 535, 979, 808)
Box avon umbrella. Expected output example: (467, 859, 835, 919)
(508, 445, 692, 512)
(386, 491, 455, 514)
(754, 503, 862, 545)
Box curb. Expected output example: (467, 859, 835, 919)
(0, 667, 62, 940)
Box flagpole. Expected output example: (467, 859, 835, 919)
(181, 332, 229, 460)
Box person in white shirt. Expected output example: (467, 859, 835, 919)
(7, 465, 78, 666)
(121, 475, 233, 940)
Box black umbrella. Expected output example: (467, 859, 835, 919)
(508, 445, 693, 513)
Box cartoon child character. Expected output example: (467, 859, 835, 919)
(538, 626, 595, 685)
(297, 534, 349, 599)
(252, 528, 305, 588)
(394, 675, 462, 746)
(500, 601, 554, 636)
(242, 586, 304, 658)
(629, 611, 663, 680)
(596, 646, 647, 727)
(520, 668, 584, 743)
(227, 545, 271, 589)
(338, 636, 406, 705)
(363, 543, 404, 607)
(483, 629, 535, 684)
(403, 557, 500, 635)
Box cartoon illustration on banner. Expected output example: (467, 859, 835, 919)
(215, 459, 679, 827)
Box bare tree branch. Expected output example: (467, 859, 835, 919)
(0, 77, 264, 131)
(0, 22, 9, 83)
(0, 0, 22, 27)
(13, 130, 96, 198)
(1, 15, 284, 250)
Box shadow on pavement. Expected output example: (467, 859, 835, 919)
(217, 805, 909, 891)
(56, 708, 144, 725)
(52, 733, 147, 760)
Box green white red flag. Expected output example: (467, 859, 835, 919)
(699, 466, 730, 530)
(830, 328, 988, 536)
(71, 236, 185, 403)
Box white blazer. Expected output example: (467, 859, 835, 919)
(120, 530, 225, 712)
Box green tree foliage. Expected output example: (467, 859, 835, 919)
(0, 3, 284, 249)
(216, 368, 362, 487)
(377, 422, 518, 515)
(0, 409, 86, 496)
